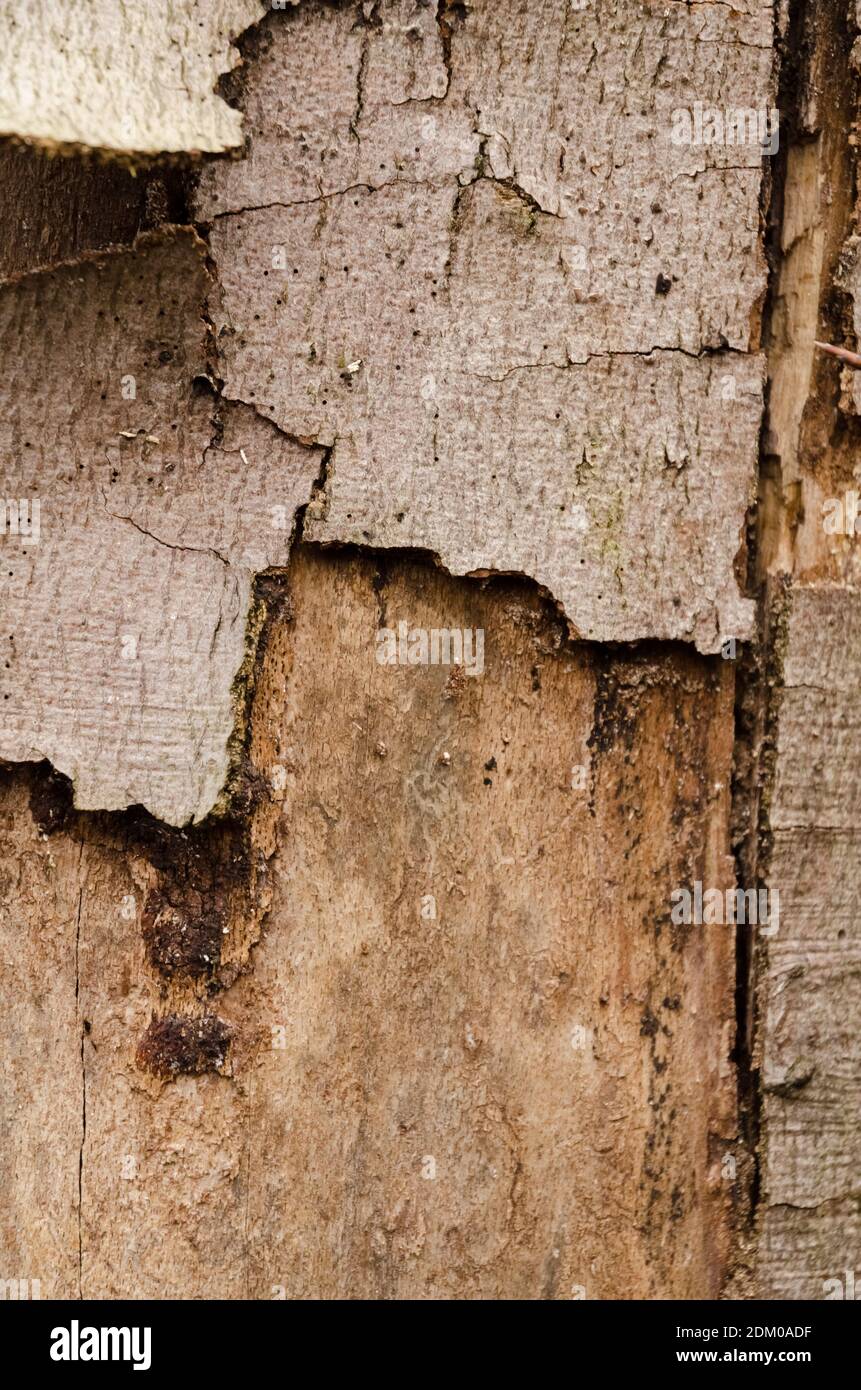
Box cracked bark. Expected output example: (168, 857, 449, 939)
(0, 0, 857, 1303)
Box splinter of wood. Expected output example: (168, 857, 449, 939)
(814, 339, 861, 368)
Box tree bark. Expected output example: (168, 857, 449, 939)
(0, 0, 857, 1302)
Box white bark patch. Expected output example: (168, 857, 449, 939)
(0, 0, 265, 154)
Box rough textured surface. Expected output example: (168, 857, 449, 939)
(0, 230, 323, 823)
(0, 0, 264, 155)
(0, 548, 739, 1299)
(2, 0, 856, 1305)
(753, 0, 861, 1300)
(759, 585, 861, 1299)
(0, 0, 774, 820)
(201, 0, 772, 652)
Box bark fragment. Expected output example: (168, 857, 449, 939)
(200, 0, 772, 653)
(0, 230, 323, 823)
(0, 0, 265, 155)
(758, 585, 861, 1298)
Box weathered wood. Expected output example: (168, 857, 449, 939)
(0, 0, 855, 1304)
(1, 547, 739, 1298)
(759, 584, 861, 1299)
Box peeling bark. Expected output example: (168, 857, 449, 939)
(758, 588, 861, 1298)
(0, 0, 857, 1304)
(0, 230, 323, 823)
(0, 0, 265, 155)
(200, 0, 771, 652)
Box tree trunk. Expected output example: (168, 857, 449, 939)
(0, 0, 857, 1302)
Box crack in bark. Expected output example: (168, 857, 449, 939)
(768, 1193, 861, 1213)
(350, 16, 371, 143)
(204, 178, 427, 220)
(98, 489, 230, 567)
(468, 343, 751, 381)
(203, 167, 566, 226)
(293, 443, 334, 544)
(434, 0, 458, 101)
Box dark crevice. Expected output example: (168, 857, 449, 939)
(436, 0, 468, 98)
(0, 142, 200, 282)
(292, 444, 334, 543)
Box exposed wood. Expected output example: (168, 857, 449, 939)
(1, 548, 739, 1298)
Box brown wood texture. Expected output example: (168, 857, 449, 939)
(1, 548, 738, 1298)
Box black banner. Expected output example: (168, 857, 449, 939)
(1, 1299, 856, 1375)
